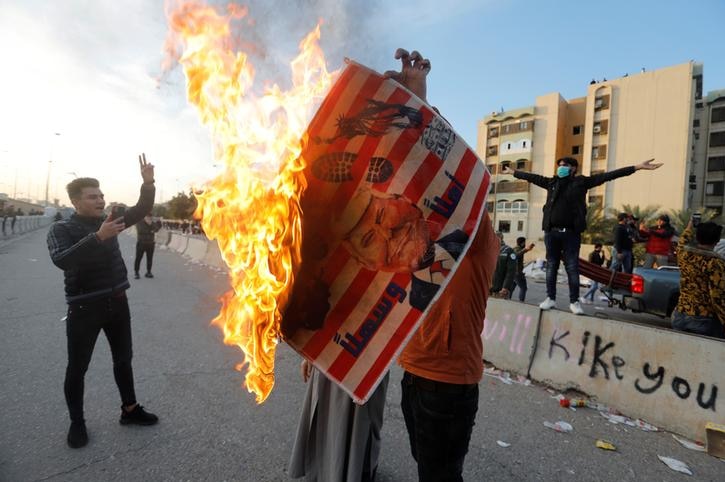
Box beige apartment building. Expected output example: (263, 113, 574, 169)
(477, 61, 724, 246)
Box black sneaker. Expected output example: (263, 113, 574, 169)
(134, 272, 140, 279)
(120, 404, 158, 426)
(67, 421, 88, 448)
(144, 272, 154, 278)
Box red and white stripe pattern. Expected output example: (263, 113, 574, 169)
(287, 61, 491, 404)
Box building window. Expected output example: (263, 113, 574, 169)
(710, 131, 725, 147)
(516, 159, 528, 170)
(498, 220, 511, 233)
(594, 95, 610, 111)
(696, 102, 704, 109)
(522, 141, 527, 148)
(708, 156, 725, 172)
(500, 160, 511, 171)
(488, 145, 498, 156)
(572, 145, 580, 155)
(693, 119, 700, 128)
(488, 127, 499, 138)
(504, 125, 511, 133)
(495, 200, 528, 214)
(712, 107, 725, 123)
(592, 145, 607, 159)
(520, 121, 528, 129)
(517, 220, 524, 232)
(706, 181, 724, 196)
(572, 125, 582, 135)
(507, 143, 512, 150)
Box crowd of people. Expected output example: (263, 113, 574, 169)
(41, 45, 724, 482)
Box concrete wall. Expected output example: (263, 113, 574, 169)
(1, 216, 52, 240)
(483, 298, 724, 442)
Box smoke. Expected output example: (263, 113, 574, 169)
(161, 0, 386, 91)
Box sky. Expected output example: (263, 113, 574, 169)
(1, 0, 724, 206)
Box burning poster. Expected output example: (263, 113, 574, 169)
(283, 60, 491, 404)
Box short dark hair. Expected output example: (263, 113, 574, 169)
(695, 222, 723, 246)
(595, 243, 603, 248)
(556, 157, 579, 169)
(66, 178, 99, 200)
(516, 236, 526, 244)
(617, 212, 628, 221)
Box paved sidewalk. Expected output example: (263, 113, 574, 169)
(1, 229, 722, 481)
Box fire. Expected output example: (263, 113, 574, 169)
(164, 1, 336, 402)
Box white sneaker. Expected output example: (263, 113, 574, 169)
(539, 298, 556, 310)
(569, 301, 584, 315)
(579, 297, 592, 305)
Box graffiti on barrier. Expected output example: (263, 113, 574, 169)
(548, 328, 718, 412)
(483, 312, 534, 355)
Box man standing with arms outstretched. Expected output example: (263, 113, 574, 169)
(47, 154, 159, 449)
(502, 157, 661, 315)
(386, 48, 499, 482)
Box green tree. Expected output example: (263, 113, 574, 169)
(166, 191, 197, 220)
(151, 203, 168, 218)
(666, 208, 719, 233)
(582, 205, 616, 244)
(607, 204, 660, 224)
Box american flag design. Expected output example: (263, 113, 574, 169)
(282, 61, 491, 404)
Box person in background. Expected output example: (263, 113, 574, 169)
(503, 157, 662, 315)
(612, 213, 634, 274)
(672, 220, 725, 338)
(387, 47, 499, 481)
(47, 154, 159, 449)
(289, 361, 388, 482)
(639, 214, 676, 268)
(510, 236, 535, 302)
(490, 232, 516, 299)
(134, 214, 159, 279)
(581, 243, 605, 304)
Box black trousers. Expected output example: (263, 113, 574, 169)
(65, 295, 136, 422)
(134, 243, 155, 274)
(401, 372, 479, 482)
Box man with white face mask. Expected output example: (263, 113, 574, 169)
(502, 157, 661, 315)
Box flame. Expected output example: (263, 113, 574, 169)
(164, 1, 336, 403)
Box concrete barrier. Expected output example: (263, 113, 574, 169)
(1, 216, 52, 239)
(156, 228, 171, 246)
(167, 233, 189, 254)
(202, 240, 227, 270)
(482, 298, 725, 442)
(185, 237, 208, 261)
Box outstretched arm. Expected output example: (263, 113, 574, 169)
(501, 165, 550, 189)
(123, 153, 156, 227)
(585, 159, 662, 189)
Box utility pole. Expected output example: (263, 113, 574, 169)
(45, 133, 61, 207)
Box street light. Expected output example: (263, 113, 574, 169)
(45, 132, 61, 207)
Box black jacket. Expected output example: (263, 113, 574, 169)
(491, 244, 516, 292)
(135, 219, 158, 245)
(514, 166, 636, 234)
(47, 183, 155, 303)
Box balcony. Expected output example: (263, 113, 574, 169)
(493, 181, 529, 193)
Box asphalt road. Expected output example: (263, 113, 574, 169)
(1, 229, 722, 481)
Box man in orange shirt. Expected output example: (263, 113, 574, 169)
(386, 48, 499, 482)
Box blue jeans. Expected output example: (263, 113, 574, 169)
(583, 280, 599, 301)
(510, 272, 527, 302)
(544, 230, 581, 303)
(611, 249, 633, 274)
(671, 310, 725, 339)
(401, 372, 478, 482)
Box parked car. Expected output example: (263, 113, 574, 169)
(621, 266, 680, 318)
